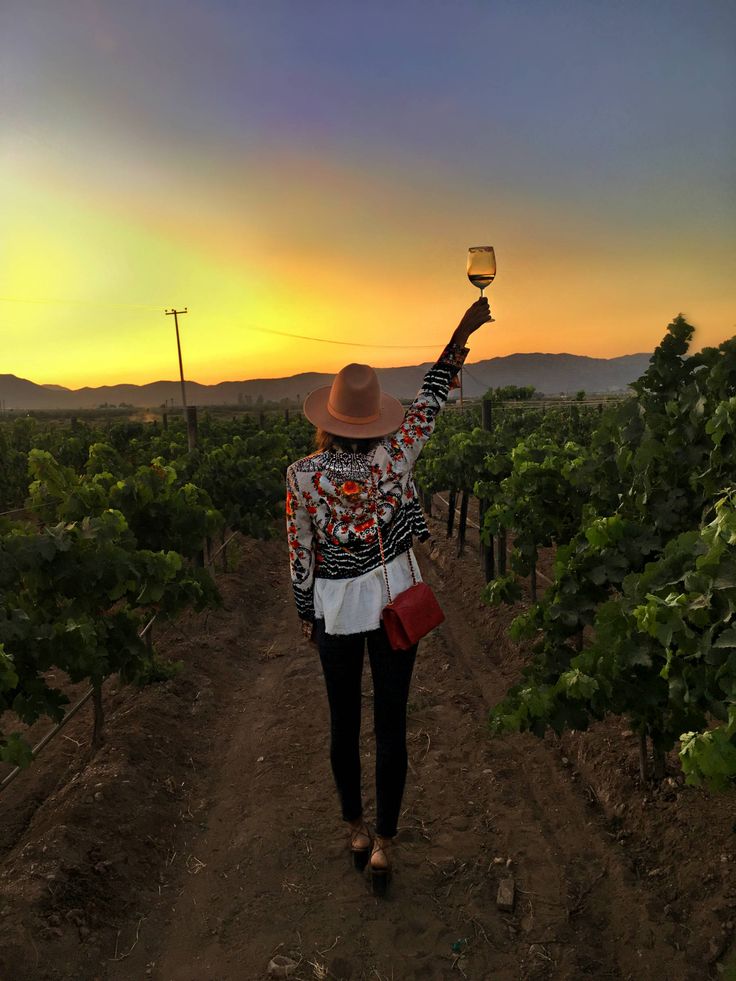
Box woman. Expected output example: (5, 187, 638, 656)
(286, 297, 492, 895)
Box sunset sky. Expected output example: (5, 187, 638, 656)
(1, 0, 734, 388)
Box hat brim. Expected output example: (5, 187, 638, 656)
(303, 386, 407, 439)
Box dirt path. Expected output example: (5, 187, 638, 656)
(103, 537, 694, 981)
(1, 528, 728, 980)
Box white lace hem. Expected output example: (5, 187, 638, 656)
(313, 549, 422, 636)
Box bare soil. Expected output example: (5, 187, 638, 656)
(0, 519, 734, 981)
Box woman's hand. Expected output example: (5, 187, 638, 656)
(452, 297, 492, 347)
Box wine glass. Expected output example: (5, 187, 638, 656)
(467, 245, 496, 297)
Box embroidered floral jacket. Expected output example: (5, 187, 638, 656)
(285, 340, 469, 622)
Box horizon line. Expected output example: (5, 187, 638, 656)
(2, 349, 654, 392)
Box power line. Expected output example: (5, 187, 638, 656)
(246, 326, 444, 350)
(462, 366, 490, 389)
(0, 297, 448, 351)
(0, 296, 160, 312)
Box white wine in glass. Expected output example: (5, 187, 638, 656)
(467, 245, 496, 296)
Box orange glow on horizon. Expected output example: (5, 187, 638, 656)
(2, 155, 733, 390)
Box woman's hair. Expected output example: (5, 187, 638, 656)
(315, 427, 381, 454)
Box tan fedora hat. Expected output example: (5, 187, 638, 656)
(303, 363, 406, 439)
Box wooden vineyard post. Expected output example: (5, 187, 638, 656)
(457, 490, 469, 557)
(186, 405, 198, 451)
(652, 745, 666, 782)
(91, 680, 105, 751)
(480, 399, 494, 582)
(481, 397, 493, 431)
(423, 490, 433, 517)
(446, 489, 457, 538)
(478, 498, 485, 559)
(259, 410, 265, 430)
(651, 727, 666, 782)
(496, 398, 507, 574)
(497, 529, 507, 576)
(530, 557, 537, 602)
(637, 729, 665, 783)
(285, 408, 290, 423)
(162, 411, 168, 430)
(479, 497, 495, 582)
(638, 731, 649, 784)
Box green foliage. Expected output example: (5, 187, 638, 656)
(679, 719, 736, 792)
(414, 315, 736, 789)
(479, 435, 589, 577)
(485, 385, 537, 401)
(482, 574, 523, 606)
(192, 431, 289, 538)
(0, 509, 217, 761)
(414, 409, 478, 494)
(0, 407, 311, 765)
(27, 449, 224, 560)
(488, 317, 736, 788)
(134, 653, 184, 686)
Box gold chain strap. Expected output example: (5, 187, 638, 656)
(369, 467, 417, 607)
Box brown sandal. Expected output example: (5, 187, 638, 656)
(348, 821, 372, 871)
(370, 836, 392, 896)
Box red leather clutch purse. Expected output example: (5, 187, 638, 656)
(382, 580, 445, 651)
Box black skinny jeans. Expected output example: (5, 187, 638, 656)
(315, 618, 417, 839)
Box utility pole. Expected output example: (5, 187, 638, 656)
(459, 367, 464, 413)
(165, 307, 189, 409)
(165, 307, 197, 450)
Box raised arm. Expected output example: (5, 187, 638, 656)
(385, 298, 492, 470)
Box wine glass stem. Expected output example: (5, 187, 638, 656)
(480, 287, 485, 297)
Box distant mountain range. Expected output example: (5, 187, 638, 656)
(0, 352, 652, 410)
